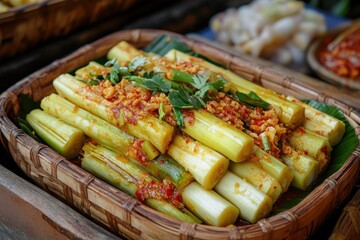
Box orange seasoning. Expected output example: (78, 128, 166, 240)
(135, 178, 182, 207)
(317, 27, 360, 79)
(128, 139, 149, 165)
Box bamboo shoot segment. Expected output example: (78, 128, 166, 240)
(53, 74, 113, 125)
(164, 49, 305, 129)
(108, 41, 145, 63)
(133, 155, 194, 191)
(182, 182, 239, 227)
(229, 161, 282, 203)
(214, 172, 273, 223)
(106, 45, 254, 160)
(53, 74, 174, 154)
(289, 128, 332, 172)
(81, 143, 201, 223)
(26, 109, 84, 159)
(281, 154, 319, 190)
(41, 94, 136, 156)
(286, 96, 345, 146)
(122, 116, 173, 154)
(167, 135, 229, 190)
(183, 109, 254, 162)
(253, 147, 293, 193)
(75, 61, 105, 79)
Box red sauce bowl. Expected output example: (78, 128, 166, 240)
(307, 20, 360, 90)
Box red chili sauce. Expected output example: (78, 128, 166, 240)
(317, 27, 360, 79)
(135, 178, 182, 207)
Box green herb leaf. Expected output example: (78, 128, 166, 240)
(173, 107, 184, 128)
(108, 71, 120, 85)
(143, 71, 156, 79)
(195, 85, 212, 99)
(126, 74, 171, 93)
(195, 79, 226, 99)
(104, 58, 131, 85)
(158, 102, 165, 120)
(210, 77, 227, 90)
(89, 72, 104, 80)
(191, 74, 207, 89)
(169, 87, 205, 109)
(170, 69, 193, 84)
(168, 90, 193, 109)
(128, 56, 148, 72)
(118, 67, 131, 76)
(104, 58, 118, 68)
(85, 79, 101, 85)
(170, 70, 219, 100)
(233, 91, 270, 109)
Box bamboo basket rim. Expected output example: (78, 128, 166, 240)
(0, 29, 359, 239)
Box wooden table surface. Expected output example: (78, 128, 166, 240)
(0, 155, 122, 240)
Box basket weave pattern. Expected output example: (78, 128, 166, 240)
(0, 29, 359, 239)
(330, 188, 360, 239)
(0, 0, 136, 58)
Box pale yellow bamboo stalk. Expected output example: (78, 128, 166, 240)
(182, 182, 239, 226)
(108, 41, 145, 63)
(286, 96, 345, 146)
(289, 128, 332, 172)
(26, 109, 84, 159)
(252, 146, 293, 193)
(229, 161, 282, 203)
(214, 172, 273, 223)
(281, 154, 319, 190)
(182, 109, 254, 162)
(167, 134, 229, 190)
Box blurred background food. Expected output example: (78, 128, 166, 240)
(0, 0, 43, 12)
(209, 0, 359, 73)
(316, 22, 360, 80)
(306, 21, 360, 90)
(210, 0, 327, 72)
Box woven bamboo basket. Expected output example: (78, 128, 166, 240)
(0, 0, 139, 58)
(329, 188, 360, 240)
(0, 29, 360, 240)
